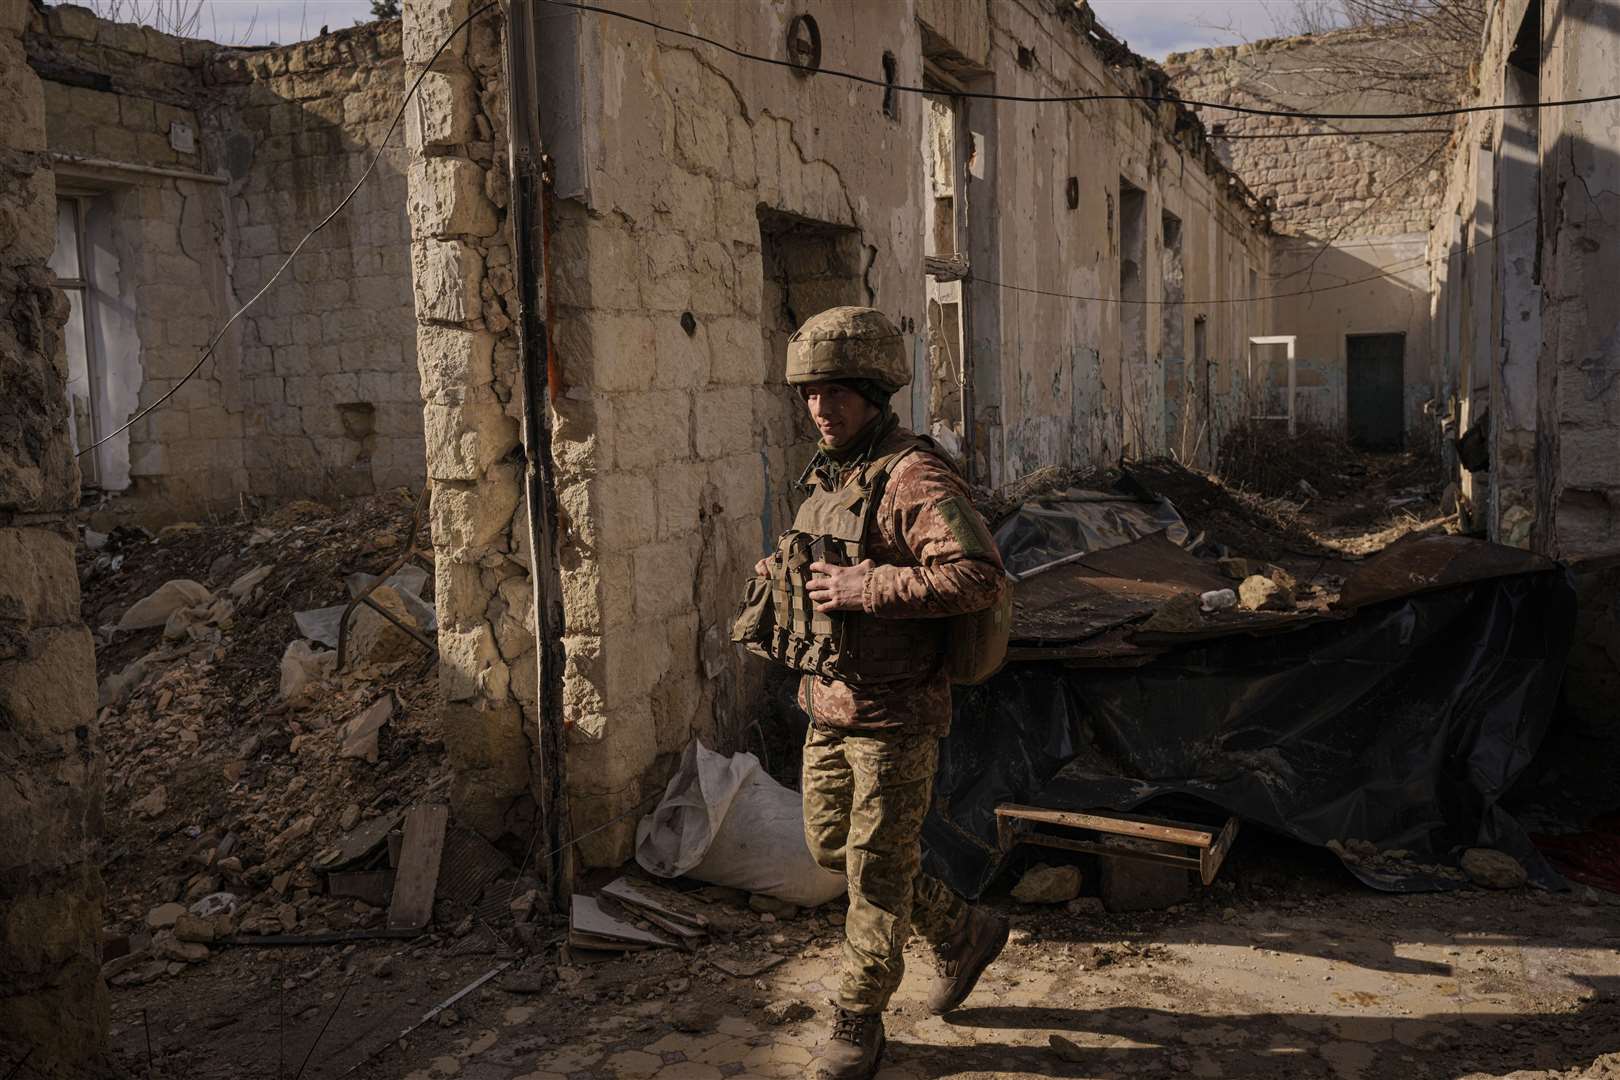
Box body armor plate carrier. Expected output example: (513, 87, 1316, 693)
(732, 435, 1010, 687)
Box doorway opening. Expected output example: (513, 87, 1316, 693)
(1346, 332, 1406, 450)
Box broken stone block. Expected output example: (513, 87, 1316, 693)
(146, 903, 187, 930)
(153, 930, 209, 964)
(1011, 864, 1082, 904)
(278, 640, 335, 706)
(340, 695, 393, 763)
(1140, 592, 1204, 634)
(347, 587, 423, 668)
(1461, 848, 1527, 889)
(1238, 574, 1295, 612)
(173, 915, 216, 944)
(118, 579, 213, 630)
(131, 785, 168, 819)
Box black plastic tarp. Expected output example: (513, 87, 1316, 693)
(922, 546, 1577, 897)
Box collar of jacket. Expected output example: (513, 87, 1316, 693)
(799, 410, 897, 491)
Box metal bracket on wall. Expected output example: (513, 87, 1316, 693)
(994, 804, 1240, 886)
(335, 482, 438, 671)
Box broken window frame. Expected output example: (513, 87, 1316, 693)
(919, 63, 974, 460)
(48, 193, 104, 488)
(1247, 335, 1298, 436)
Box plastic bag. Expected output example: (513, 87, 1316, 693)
(635, 741, 845, 907)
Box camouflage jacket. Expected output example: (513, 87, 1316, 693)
(795, 423, 1006, 736)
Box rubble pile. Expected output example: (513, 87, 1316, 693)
(80, 491, 451, 986)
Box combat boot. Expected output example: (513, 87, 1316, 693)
(814, 1007, 885, 1080)
(926, 905, 1010, 1014)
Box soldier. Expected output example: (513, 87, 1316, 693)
(739, 307, 1010, 1080)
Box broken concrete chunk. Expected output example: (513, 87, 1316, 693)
(1011, 864, 1082, 904)
(1238, 574, 1295, 612)
(1461, 848, 1527, 889)
(153, 930, 209, 964)
(278, 640, 336, 706)
(1199, 588, 1238, 613)
(119, 579, 213, 630)
(189, 892, 239, 918)
(173, 914, 217, 943)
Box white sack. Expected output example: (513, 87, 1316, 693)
(635, 741, 845, 908)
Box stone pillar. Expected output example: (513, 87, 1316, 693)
(0, 6, 109, 1074)
(402, 0, 538, 841)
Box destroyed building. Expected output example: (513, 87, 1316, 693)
(23, 8, 423, 520)
(1168, 25, 1454, 447)
(5, 0, 1620, 1073)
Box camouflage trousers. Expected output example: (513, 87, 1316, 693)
(801, 723, 968, 1015)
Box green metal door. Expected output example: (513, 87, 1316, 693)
(1346, 333, 1405, 450)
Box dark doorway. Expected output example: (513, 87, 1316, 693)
(1346, 333, 1405, 450)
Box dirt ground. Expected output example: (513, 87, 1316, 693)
(90, 450, 1620, 1080)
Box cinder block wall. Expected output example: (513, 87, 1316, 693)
(0, 5, 108, 1072)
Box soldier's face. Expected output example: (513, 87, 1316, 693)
(801, 382, 880, 448)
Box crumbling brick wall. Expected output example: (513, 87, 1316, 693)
(0, 5, 108, 1073)
(23, 7, 422, 520)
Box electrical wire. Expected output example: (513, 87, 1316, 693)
(74, 1, 501, 458)
(1211, 128, 1450, 138)
(972, 219, 1530, 308)
(534, 0, 1620, 122)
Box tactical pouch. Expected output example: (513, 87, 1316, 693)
(942, 585, 1012, 685)
(730, 574, 776, 657)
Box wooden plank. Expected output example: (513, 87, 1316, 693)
(994, 804, 1215, 849)
(387, 805, 449, 932)
(1020, 833, 1202, 871)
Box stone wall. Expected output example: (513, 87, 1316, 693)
(206, 26, 422, 500)
(1167, 27, 1450, 446)
(404, 0, 1274, 866)
(400, 0, 536, 843)
(0, 4, 108, 1073)
(1166, 28, 1451, 239)
(23, 7, 422, 521)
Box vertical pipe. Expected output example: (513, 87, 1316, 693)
(503, 0, 571, 905)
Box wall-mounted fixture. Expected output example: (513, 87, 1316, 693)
(787, 14, 821, 76)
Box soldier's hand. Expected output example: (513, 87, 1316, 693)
(754, 557, 773, 577)
(808, 559, 873, 613)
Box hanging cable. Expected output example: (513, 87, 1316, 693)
(534, 0, 1620, 121)
(971, 219, 1530, 308)
(75, 1, 501, 458)
(1210, 128, 1451, 138)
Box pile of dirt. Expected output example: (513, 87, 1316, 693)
(1216, 418, 1370, 501)
(1119, 458, 1341, 563)
(80, 491, 457, 984)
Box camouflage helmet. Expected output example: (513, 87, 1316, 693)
(785, 306, 910, 391)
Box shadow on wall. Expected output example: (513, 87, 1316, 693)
(1267, 235, 1430, 449)
(213, 47, 420, 506)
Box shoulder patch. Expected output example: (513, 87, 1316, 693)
(937, 495, 996, 558)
